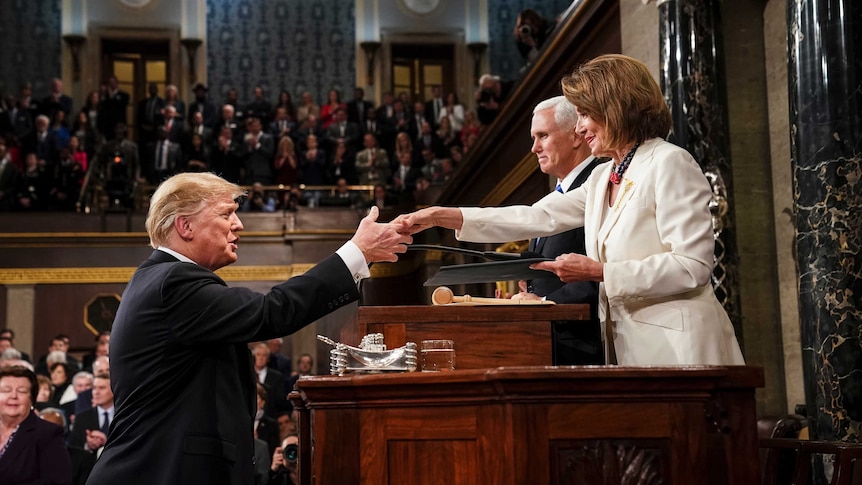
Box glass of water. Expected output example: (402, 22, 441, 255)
(420, 339, 455, 372)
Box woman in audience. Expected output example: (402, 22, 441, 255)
(436, 116, 459, 150)
(460, 110, 481, 144)
(50, 110, 70, 149)
(164, 85, 185, 123)
(35, 375, 52, 408)
(48, 362, 71, 406)
(394, 132, 415, 168)
(299, 134, 327, 187)
(273, 90, 297, 122)
(0, 366, 72, 484)
(273, 135, 298, 187)
(67, 136, 88, 173)
(439, 92, 464, 132)
(17, 153, 52, 211)
(70, 112, 98, 161)
(319, 89, 344, 130)
(185, 132, 210, 172)
(327, 139, 354, 184)
(80, 90, 103, 138)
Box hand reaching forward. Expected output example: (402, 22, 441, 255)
(351, 206, 413, 263)
(391, 206, 464, 235)
(530, 253, 604, 283)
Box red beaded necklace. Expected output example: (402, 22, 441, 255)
(609, 142, 640, 184)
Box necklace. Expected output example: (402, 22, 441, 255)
(609, 142, 640, 184)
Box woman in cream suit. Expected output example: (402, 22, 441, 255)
(395, 54, 744, 366)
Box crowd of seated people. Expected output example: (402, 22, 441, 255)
(0, 329, 309, 485)
(0, 77, 494, 213)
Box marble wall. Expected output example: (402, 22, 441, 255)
(0, 0, 61, 98)
(205, 0, 356, 107)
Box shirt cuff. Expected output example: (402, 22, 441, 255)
(336, 241, 370, 284)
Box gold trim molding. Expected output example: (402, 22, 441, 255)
(0, 265, 314, 285)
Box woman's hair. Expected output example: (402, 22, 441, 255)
(278, 135, 295, 156)
(561, 54, 671, 148)
(145, 173, 244, 248)
(0, 365, 38, 405)
(49, 362, 71, 383)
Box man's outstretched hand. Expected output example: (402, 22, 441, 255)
(352, 206, 413, 263)
(391, 206, 465, 235)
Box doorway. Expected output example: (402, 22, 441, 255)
(390, 43, 455, 104)
(102, 39, 170, 141)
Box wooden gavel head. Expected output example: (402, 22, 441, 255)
(432, 286, 456, 305)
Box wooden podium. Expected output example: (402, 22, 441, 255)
(329, 304, 590, 369)
(293, 366, 764, 485)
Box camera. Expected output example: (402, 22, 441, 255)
(283, 443, 298, 463)
(518, 24, 534, 36)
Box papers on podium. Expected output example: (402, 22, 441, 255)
(406, 244, 553, 286)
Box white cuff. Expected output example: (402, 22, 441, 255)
(337, 241, 370, 284)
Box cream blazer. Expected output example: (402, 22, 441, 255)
(458, 138, 744, 365)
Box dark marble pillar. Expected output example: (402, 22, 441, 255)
(657, 0, 743, 341)
(788, 0, 862, 453)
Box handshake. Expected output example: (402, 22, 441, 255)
(350, 206, 462, 265)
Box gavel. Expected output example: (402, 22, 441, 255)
(431, 286, 552, 305)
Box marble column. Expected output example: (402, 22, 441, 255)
(657, 0, 743, 340)
(788, 0, 862, 452)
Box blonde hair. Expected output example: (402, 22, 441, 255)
(561, 54, 671, 149)
(145, 173, 244, 248)
(277, 135, 295, 156)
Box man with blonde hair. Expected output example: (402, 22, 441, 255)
(87, 173, 411, 485)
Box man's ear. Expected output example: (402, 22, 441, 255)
(174, 215, 193, 240)
(571, 127, 583, 149)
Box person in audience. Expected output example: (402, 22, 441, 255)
(0, 366, 72, 484)
(69, 371, 113, 455)
(0, 139, 22, 211)
(436, 111, 460, 151)
(295, 114, 323, 151)
(75, 355, 109, 416)
(355, 133, 389, 186)
(366, 183, 396, 210)
(84, 172, 410, 485)
(460, 110, 481, 145)
(53, 146, 85, 211)
(99, 122, 141, 208)
(276, 412, 296, 441)
(408, 102, 427, 142)
(267, 434, 299, 485)
(241, 117, 275, 185)
(0, 330, 29, 362)
(265, 338, 292, 387)
(39, 407, 97, 485)
(299, 133, 327, 192)
(48, 362, 72, 406)
(253, 343, 287, 417)
(215, 104, 242, 144)
(185, 132, 210, 172)
(164, 84, 185, 123)
(395, 55, 746, 366)
(71, 111, 98, 160)
(210, 125, 241, 184)
(81, 89, 105, 140)
(513, 8, 556, 67)
(319, 89, 345, 130)
(62, 371, 94, 421)
(81, 332, 110, 372)
(17, 152, 52, 210)
(320, 177, 362, 208)
(36, 334, 80, 376)
(324, 108, 359, 155)
(424, 85, 445, 129)
(392, 151, 422, 195)
(475, 74, 506, 126)
(224, 88, 245, 122)
(42, 78, 73, 119)
(327, 139, 356, 184)
(346, 87, 374, 127)
(286, 354, 314, 390)
(253, 382, 281, 457)
(296, 91, 319, 126)
(50, 110, 71, 149)
(186, 111, 212, 149)
(393, 131, 416, 173)
(246, 86, 273, 126)
(415, 121, 445, 159)
(23, 114, 60, 166)
(273, 135, 298, 187)
(188, 83, 218, 129)
(242, 182, 277, 213)
(136, 82, 164, 147)
(146, 125, 182, 184)
(162, 104, 184, 144)
(67, 135, 88, 173)
(273, 90, 297, 122)
(269, 106, 297, 141)
(101, 76, 130, 141)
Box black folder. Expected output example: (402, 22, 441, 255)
(406, 244, 553, 286)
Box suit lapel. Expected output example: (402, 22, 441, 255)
(0, 412, 39, 465)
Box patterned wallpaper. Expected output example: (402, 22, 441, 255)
(0, 0, 62, 98)
(206, 0, 357, 107)
(487, 0, 573, 82)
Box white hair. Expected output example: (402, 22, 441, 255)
(46, 350, 67, 366)
(533, 96, 578, 132)
(1, 348, 22, 360)
(73, 371, 94, 384)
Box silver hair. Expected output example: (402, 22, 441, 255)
(72, 371, 94, 384)
(533, 96, 578, 132)
(46, 350, 67, 365)
(1, 348, 22, 360)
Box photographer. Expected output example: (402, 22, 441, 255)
(474, 74, 506, 126)
(268, 434, 299, 485)
(513, 8, 555, 66)
(242, 182, 277, 212)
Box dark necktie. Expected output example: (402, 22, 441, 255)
(101, 410, 110, 434)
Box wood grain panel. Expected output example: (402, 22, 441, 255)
(547, 403, 671, 439)
(387, 439, 478, 485)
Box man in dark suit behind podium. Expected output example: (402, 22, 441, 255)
(85, 172, 411, 485)
(512, 96, 604, 364)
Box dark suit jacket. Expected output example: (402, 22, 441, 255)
(68, 445, 96, 485)
(0, 410, 72, 484)
(85, 250, 360, 485)
(256, 415, 280, 457)
(346, 100, 374, 125)
(261, 368, 287, 417)
(527, 157, 604, 303)
(68, 406, 106, 452)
